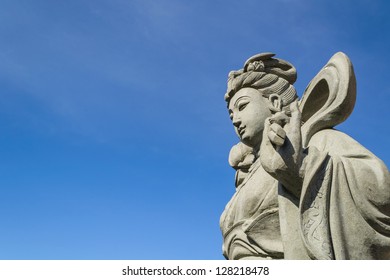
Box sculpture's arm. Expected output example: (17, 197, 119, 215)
(260, 101, 305, 198)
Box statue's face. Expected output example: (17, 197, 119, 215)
(228, 87, 271, 148)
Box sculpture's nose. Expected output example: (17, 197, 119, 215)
(232, 116, 241, 128)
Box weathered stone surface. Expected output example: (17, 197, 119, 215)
(220, 52, 390, 260)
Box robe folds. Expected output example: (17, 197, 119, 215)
(279, 129, 390, 259)
(220, 158, 283, 260)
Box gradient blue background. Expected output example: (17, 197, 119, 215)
(0, 0, 389, 259)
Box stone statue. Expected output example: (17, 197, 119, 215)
(220, 52, 390, 260)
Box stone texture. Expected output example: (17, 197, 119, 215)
(220, 52, 390, 260)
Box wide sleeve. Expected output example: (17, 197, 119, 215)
(299, 129, 390, 259)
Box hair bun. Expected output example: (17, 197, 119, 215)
(243, 52, 297, 85)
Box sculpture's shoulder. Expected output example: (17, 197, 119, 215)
(308, 129, 378, 159)
(308, 129, 389, 193)
(309, 128, 356, 148)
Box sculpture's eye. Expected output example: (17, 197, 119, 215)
(229, 113, 233, 121)
(238, 101, 249, 111)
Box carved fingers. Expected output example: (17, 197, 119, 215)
(262, 100, 303, 154)
(288, 100, 302, 142)
(260, 119, 284, 174)
(267, 109, 290, 146)
(268, 123, 286, 146)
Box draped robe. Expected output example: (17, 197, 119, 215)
(279, 129, 390, 259)
(220, 128, 390, 259)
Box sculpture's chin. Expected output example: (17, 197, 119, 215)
(240, 135, 261, 149)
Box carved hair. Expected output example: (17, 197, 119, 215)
(225, 53, 298, 109)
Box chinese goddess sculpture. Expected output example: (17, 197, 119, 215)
(220, 52, 390, 259)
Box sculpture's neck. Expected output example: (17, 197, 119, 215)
(253, 145, 261, 160)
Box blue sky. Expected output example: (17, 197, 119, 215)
(0, 0, 389, 259)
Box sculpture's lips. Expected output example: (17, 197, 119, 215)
(238, 127, 246, 136)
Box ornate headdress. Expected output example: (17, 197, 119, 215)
(224, 53, 298, 107)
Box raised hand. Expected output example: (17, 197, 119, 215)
(260, 100, 304, 197)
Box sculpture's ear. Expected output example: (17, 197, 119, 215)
(299, 52, 356, 147)
(268, 94, 282, 112)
